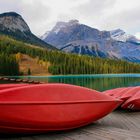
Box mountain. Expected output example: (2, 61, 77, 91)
(110, 29, 140, 44)
(0, 12, 56, 49)
(41, 20, 140, 62)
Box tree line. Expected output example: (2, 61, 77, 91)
(0, 53, 19, 76)
(1, 35, 140, 75)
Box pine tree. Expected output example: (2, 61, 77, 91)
(27, 68, 31, 75)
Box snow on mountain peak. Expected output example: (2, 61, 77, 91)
(110, 29, 126, 41)
(110, 29, 140, 43)
(53, 21, 66, 34)
(52, 19, 79, 34)
(110, 29, 125, 36)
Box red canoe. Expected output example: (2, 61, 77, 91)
(103, 87, 126, 98)
(103, 87, 132, 101)
(110, 88, 132, 101)
(102, 87, 124, 96)
(0, 84, 29, 90)
(121, 90, 140, 110)
(0, 84, 121, 133)
(120, 86, 140, 101)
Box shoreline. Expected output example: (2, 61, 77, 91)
(3, 73, 140, 78)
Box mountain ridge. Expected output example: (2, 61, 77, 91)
(0, 12, 56, 50)
(41, 20, 140, 62)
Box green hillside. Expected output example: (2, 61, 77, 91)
(1, 35, 140, 76)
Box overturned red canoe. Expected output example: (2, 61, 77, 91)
(0, 84, 121, 133)
(102, 87, 125, 96)
(103, 87, 126, 98)
(0, 84, 29, 90)
(120, 86, 140, 101)
(121, 90, 140, 110)
(103, 87, 132, 101)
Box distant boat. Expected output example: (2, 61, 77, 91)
(0, 84, 121, 133)
(0, 84, 29, 90)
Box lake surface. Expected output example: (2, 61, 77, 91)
(5, 74, 140, 91)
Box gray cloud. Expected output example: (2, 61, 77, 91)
(71, 0, 140, 34)
(104, 7, 140, 33)
(69, 0, 117, 30)
(20, 1, 52, 34)
(0, 0, 140, 37)
(0, 0, 52, 35)
(0, 0, 21, 13)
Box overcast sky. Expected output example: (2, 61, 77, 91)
(0, 0, 140, 38)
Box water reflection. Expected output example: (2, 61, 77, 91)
(47, 77, 140, 91)
(5, 74, 140, 91)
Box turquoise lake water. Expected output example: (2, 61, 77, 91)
(6, 74, 140, 91)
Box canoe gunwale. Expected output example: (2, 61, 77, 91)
(0, 100, 122, 105)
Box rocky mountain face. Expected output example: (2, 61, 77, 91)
(41, 20, 140, 62)
(0, 12, 56, 49)
(110, 29, 140, 44)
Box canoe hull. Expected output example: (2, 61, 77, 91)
(120, 86, 140, 101)
(0, 84, 29, 90)
(0, 101, 120, 133)
(103, 88, 126, 97)
(0, 84, 122, 133)
(121, 91, 140, 110)
(104, 87, 133, 102)
(121, 99, 140, 110)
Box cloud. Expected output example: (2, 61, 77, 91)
(0, 0, 52, 35)
(0, 0, 140, 36)
(71, 0, 140, 34)
(0, 0, 21, 13)
(99, 0, 140, 32)
(69, 0, 117, 29)
(135, 33, 140, 39)
(19, 0, 52, 35)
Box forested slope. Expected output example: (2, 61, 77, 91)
(0, 53, 19, 75)
(0, 35, 140, 75)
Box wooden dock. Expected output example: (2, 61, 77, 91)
(0, 77, 44, 84)
(0, 110, 140, 140)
